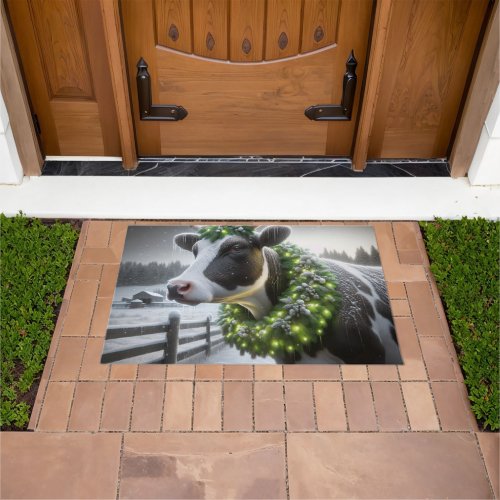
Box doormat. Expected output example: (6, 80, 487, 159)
(101, 225, 402, 365)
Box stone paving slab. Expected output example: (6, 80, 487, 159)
(120, 433, 286, 499)
(287, 433, 493, 499)
(1, 432, 121, 499)
(2, 220, 497, 499)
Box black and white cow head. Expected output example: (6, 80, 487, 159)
(167, 226, 291, 319)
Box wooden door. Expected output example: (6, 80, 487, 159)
(122, 0, 373, 156)
(6, 0, 121, 156)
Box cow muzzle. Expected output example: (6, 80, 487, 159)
(167, 281, 191, 300)
(167, 276, 215, 305)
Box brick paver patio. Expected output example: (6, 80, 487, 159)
(2, 221, 498, 499)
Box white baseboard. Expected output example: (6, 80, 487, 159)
(0, 176, 499, 220)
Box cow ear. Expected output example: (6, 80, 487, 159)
(174, 233, 200, 252)
(258, 226, 291, 247)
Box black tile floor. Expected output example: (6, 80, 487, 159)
(42, 157, 450, 177)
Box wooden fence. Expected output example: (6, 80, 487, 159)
(101, 312, 224, 364)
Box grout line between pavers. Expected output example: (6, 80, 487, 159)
(472, 432, 498, 499)
(36, 428, 483, 434)
(221, 367, 225, 432)
(115, 433, 125, 500)
(339, 361, 350, 431)
(65, 344, 89, 432)
(105, 220, 113, 248)
(190, 378, 196, 432)
(284, 432, 290, 500)
(97, 380, 108, 433)
(48, 375, 469, 384)
(368, 381, 380, 432)
(281, 368, 287, 434)
(388, 222, 401, 268)
(252, 366, 256, 432)
(97, 346, 113, 432)
(395, 379, 412, 431)
(128, 380, 137, 432)
(311, 382, 319, 432)
(281, 367, 290, 500)
(87, 264, 105, 337)
(394, 281, 410, 371)
(158, 379, 167, 433)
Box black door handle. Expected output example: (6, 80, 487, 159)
(136, 58, 188, 121)
(305, 51, 357, 121)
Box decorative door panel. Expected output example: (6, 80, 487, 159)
(6, 0, 120, 156)
(122, 0, 373, 156)
(368, 0, 489, 158)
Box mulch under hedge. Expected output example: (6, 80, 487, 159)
(420, 218, 499, 431)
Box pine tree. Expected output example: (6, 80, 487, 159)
(354, 246, 371, 264)
(369, 245, 381, 265)
(117, 260, 188, 285)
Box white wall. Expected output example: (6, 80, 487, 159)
(468, 84, 500, 186)
(0, 91, 23, 185)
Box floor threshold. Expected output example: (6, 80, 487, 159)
(41, 158, 451, 178)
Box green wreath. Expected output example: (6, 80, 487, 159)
(197, 225, 255, 242)
(197, 226, 339, 360)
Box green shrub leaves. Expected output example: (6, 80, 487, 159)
(420, 218, 499, 430)
(1, 214, 79, 429)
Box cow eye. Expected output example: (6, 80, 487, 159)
(221, 244, 242, 256)
(229, 243, 247, 253)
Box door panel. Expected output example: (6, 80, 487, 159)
(157, 47, 335, 155)
(29, 0, 93, 99)
(301, 0, 341, 54)
(51, 101, 104, 154)
(6, 0, 120, 156)
(265, 0, 303, 60)
(229, 0, 266, 62)
(122, 0, 373, 156)
(368, 0, 489, 158)
(156, 0, 193, 54)
(193, 0, 229, 60)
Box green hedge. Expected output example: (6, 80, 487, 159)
(420, 218, 499, 430)
(1, 214, 79, 429)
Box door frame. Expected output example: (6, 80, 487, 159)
(449, 0, 499, 178)
(100, 0, 137, 168)
(3, 0, 497, 175)
(1, 2, 43, 176)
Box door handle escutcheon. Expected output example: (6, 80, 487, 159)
(305, 51, 357, 121)
(136, 58, 188, 121)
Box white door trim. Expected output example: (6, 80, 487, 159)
(0, 92, 23, 185)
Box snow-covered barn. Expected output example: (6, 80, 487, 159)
(132, 291, 164, 304)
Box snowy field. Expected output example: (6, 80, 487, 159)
(105, 285, 275, 364)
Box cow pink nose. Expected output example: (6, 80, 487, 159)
(177, 282, 191, 294)
(169, 279, 192, 294)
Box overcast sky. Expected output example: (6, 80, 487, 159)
(120, 225, 379, 266)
